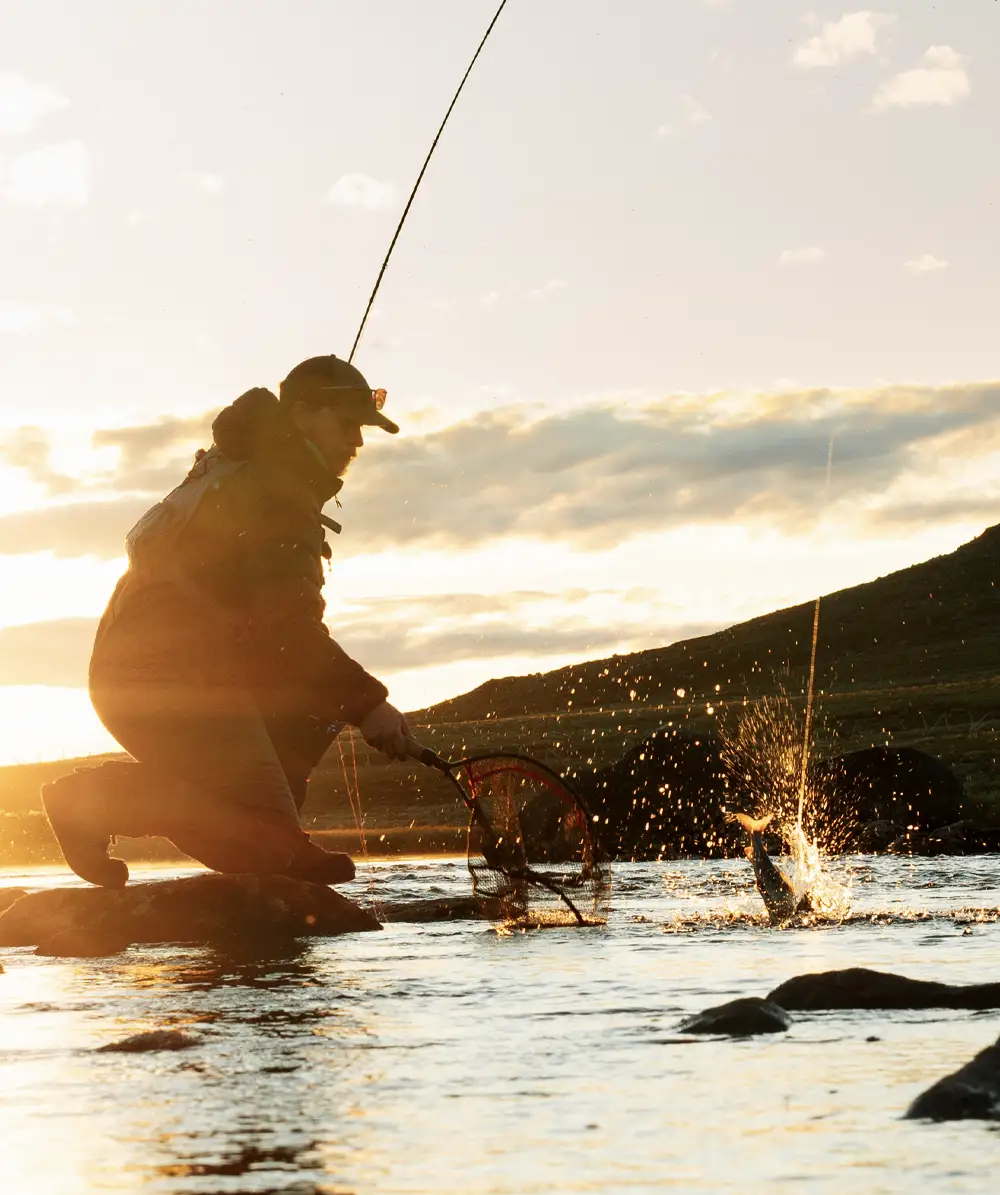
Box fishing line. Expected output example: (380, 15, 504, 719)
(340, 0, 510, 905)
(348, 0, 509, 363)
(796, 434, 836, 827)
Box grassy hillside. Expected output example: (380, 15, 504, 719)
(3, 523, 999, 866)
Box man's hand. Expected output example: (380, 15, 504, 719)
(358, 700, 411, 762)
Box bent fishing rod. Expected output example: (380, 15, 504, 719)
(347, 0, 509, 364)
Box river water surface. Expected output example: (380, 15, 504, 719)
(3, 855, 1000, 1194)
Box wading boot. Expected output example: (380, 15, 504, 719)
(41, 769, 129, 888)
(281, 834, 356, 885)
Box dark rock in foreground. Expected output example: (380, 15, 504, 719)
(678, 996, 791, 1036)
(37, 927, 135, 958)
(906, 1035, 1000, 1121)
(0, 888, 27, 914)
(0, 874, 380, 955)
(768, 967, 1000, 1011)
(97, 1029, 198, 1053)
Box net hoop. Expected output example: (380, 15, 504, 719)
(440, 751, 611, 927)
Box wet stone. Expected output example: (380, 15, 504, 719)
(0, 873, 381, 950)
(906, 1034, 1000, 1121)
(768, 967, 1000, 1011)
(378, 895, 488, 923)
(0, 888, 27, 914)
(678, 996, 791, 1036)
(97, 1029, 198, 1054)
(36, 927, 133, 958)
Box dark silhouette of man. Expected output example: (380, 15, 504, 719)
(43, 355, 410, 887)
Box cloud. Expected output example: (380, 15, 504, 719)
(657, 94, 712, 138)
(6, 381, 1000, 561)
(0, 301, 76, 334)
(0, 427, 76, 495)
(793, 11, 895, 69)
(125, 206, 160, 225)
(0, 72, 68, 137)
(330, 381, 1000, 553)
(326, 173, 396, 211)
(92, 413, 214, 491)
(0, 598, 719, 689)
(0, 497, 146, 558)
(779, 246, 827, 266)
(526, 278, 568, 302)
(680, 94, 712, 125)
(1, 140, 91, 206)
(873, 46, 970, 110)
(0, 617, 96, 687)
(904, 253, 949, 274)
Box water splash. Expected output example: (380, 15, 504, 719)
(786, 820, 852, 921)
(721, 689, 852, 923)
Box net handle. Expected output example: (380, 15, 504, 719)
(404, 735, 452, 774)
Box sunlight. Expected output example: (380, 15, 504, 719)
(0, 686, 117, 766)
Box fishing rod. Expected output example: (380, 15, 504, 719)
(348, 0, 509, 364)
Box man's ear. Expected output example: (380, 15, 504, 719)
(286, 399, 312, 434)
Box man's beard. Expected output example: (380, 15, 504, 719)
(336, 450, 358, 477)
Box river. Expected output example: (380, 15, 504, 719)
(2, 855, 1000, 1193)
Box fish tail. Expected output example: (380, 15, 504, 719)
(733, 812, 774, 835)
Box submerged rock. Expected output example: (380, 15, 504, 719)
(378, 895, 488, 923)
(906, 1035, 1000, 1121)
(888, 820, 971, 856)
(0, 873, 380, 953)
(768, 967, 1000, 1011)
(678, 996, 791, 1036)
(97, 1029, 198, 1053)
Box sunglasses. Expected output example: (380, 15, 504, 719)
(319, 385, 387, 410)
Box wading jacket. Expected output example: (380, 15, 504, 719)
(91, 387, 388, 727)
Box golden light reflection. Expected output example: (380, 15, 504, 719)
(0, 960, 146, 1194)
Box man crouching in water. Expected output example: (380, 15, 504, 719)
(42, 354, 410, 888)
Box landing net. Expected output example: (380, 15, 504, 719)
(458, 754, 611, 927)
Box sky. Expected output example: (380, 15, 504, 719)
(0, 0, 998, 764)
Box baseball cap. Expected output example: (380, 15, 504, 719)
(279, 355, 399, 434)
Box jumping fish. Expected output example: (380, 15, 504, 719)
(733, 813, 812, 927)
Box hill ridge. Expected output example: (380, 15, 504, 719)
(418, 523, 1000, 723)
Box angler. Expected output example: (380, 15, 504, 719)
(733, 813, 814, 927)
(42, 355, 410, 888)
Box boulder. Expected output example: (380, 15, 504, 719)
(566, 731, 966, 860)
(811, 747, 965, 846)
(678, 996, 791, 1036)
(852, 820, 904, 853)
(0, 888, 27, 914)
(97, 1029, 198, 1053)
(906, 1035, 1000, 1121)
(0, 874, 380, 954)
(37, 927, 134, 958)
(888, 820, 971, 856)
(768, 967, 1000, 1011)
(571, 726, 737, 860)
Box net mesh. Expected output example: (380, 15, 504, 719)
(459, 754, 611, 927)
